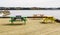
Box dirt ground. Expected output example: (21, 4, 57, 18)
(0, 18, 60, 35)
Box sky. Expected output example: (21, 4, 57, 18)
(0, 0, 60, 19)
(0, 0, 60, 7)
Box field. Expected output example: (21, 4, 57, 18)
(0, 18, 60, 35)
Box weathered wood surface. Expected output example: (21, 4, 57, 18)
(0, 18, 60, 35)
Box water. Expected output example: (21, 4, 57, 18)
(0, 10, 60, 19)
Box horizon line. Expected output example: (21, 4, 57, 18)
(0, 7, 60, 10)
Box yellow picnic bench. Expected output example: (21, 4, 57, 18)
(42, 16, 56, 23)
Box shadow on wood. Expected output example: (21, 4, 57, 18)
(2, 23, 24, 26)
(55, 19, 60, 23)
